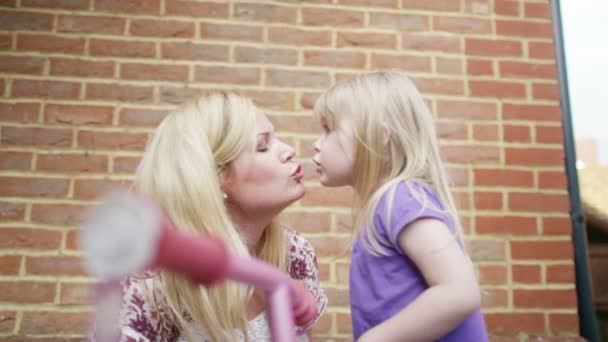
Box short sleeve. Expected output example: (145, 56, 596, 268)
(286, 228, 328, 333)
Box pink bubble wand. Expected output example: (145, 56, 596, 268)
(79, 191, 316, 342)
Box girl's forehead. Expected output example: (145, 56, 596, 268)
(255, 111, 273, 133)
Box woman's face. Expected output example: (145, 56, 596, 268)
(222, 111, 305, 217)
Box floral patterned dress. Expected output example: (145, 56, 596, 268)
(92, 229, 327, 342)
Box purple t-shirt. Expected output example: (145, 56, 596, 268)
(349, 181, 488, 341)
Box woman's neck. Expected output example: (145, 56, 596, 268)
(228, 210, 273, 255)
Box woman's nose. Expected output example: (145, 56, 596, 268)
(280, 141, 296, 162)
(313, 137, 321, 153)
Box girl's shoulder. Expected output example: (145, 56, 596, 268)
(377, 179, 442, 213)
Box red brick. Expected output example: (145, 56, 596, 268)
(235, 46, 297, 65)
(58, 15, 126, 35)
(495, 0, 519, 16)
(268, 27, 331, 46)
(370, 12, 428, 30)
(0, 281, 55, 303)
(165, 0, 228, 17)
(45, 104, 114, 125)
(0, 151, 32, 171)
(90, 38, 155, 58)
(26, 256, 86, 276)
(235, 3, 296, 23)
(337, 31, 397, 48)
(86, 83, 154, 103)
(161, 42, 228, 61)
(536, 125, 563, 144)
(539, 171, 567, 189)
(478, 264, 507, 284)
(485, 313, 545, 334)
(371, 53, 431, 72)
(436, 57, 463, 75)
(402, 0, 460, 11)
(0, 102, 40, 123)
(525, 2, 551, 19)
(474, 192, 502, 210)
(310, 311, 332, 334)
(0, 0, 17, 5)
(506, 147, 563, 166)
(1, 126, 72, 147)
(201, 22, 262, 42)
(284, 211, 331, 233)
(21, 311, 90, 334)
(74, 179, 128, 200)
(0, 33, 12, 50)
(434, 16, 491, 34)
(547, 264, 575, 283)
(476, 216, 537, 235)
(467, 240, 506, 261)
(12, 79, 80, 99)
(61, 282, 95, 305)
(78, 130, 148, 151)
(543, 217, 572, 235)
(474, 169, 534, 187)
(23, 0, 88, 10)
(241, 90, 295, 111)
(158, 86, 204, 105)
(17, 33, 84, 54)
(529, 41, 555, 59)
(469, 80, 526, 98)
(414, 77, 464, 95)
(119, 108, 167, 127)
(467, 59, 493, 76)
(266, 69, 330, 89)
(0, 55, 44, 75)
(0, 10, 53, 31)
(0, 176, 69, 198)
(503, 124, 531, 143)
(338, 0, 396, 7)
(0, 310, 16, 332)
(497, 20, 553, 38)
(301, 92, 321, 109)
(533, 82, 560, 100)
(512, 264, 541, 283)
(436, 121, 467, 140)
(402, 33, 461, 53)
(0, 228, 62, 249)
(31, 203, 87, 226)
(37, 153, 108, 173)
(466, 38, 523, 57)
(120, 63, 188, 82)
(514, 289, 577, 308)
(503, 103, 561, 122)
(113, 156, 141, 173)
(509, 192, 569, 212)
(481, 288, 508, 308)
(300, 186, 354, 208)
(465, 0, 490, 14)
(511, 240, 573, 260)
(500, 61, 557, 79)
(50, 57, 115, 78)
(441, 145, 500, 163)
(0, 201, 25, 221)
(95, 0, 160, 15)
(195, 66, 259, 85)
(473, 124, 498, 141)
(304, 50, 365, 69)
(549, 313, 579, 333)
(437, 100, 497, 120)
(271, 114, 323, 135)
(336, 312, 353, 334)
(303, 8, 364, 27)
(307, 237, 352, 259)
(130, 19, 194, 38)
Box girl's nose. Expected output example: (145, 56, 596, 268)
(313, 138, 321, 153)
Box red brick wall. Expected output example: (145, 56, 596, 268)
(0, 0, 580, 340)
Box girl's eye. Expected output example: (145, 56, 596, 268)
(322, 124, 330, 133)
(257, 146, 268, 152)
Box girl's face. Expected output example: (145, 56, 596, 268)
(223, 111, 305, 216)
(312, 114, 356, 187)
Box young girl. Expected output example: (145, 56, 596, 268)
(312, 72, 488, 341)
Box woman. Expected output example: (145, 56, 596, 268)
(96, 93, 327, 341)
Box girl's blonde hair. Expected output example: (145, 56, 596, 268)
(135, 92, 286, 340)
(314, 71, 463, 256)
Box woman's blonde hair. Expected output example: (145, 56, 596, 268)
(135, 92, 286, 340)
(314, 71, 462, 256)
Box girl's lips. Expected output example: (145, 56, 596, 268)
(291, 165, 304, 180)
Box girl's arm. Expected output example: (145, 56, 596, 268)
(359, 218, 481, 342)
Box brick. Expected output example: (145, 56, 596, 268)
(90, 38, 155, 58)
(0, 55, 44, 75)
(497, 20, 553, 38)
(495, 0, 519, 16)
(503, 124, 531, 143)
(447, 167, 469, 187)
(268, 27, 331, 46)
(235, 3, 296, 23)
(529, 41, 555, 59)
(31, 203, 87, 225)
(78, 130, 148, 151)
(74, 179, 128, 200)
(511, 240, 573, 260)
(336, 312, 353, 334)
(0, 151, 32, 171)
(0, 102, 40, 123)
(485, 313, 545, 334)
(201, 22, 262, 42)
(437, 100, 496, 120)
(478, 264, 507, 285)
(549, 313, 579, 333)
(0, 33, 12, 49)
(536, 125, 563, 144)
(0, 10, 53, 31)
(500, 61, 556, 79)
(37, 153, 108, 173)
(235, 46, 297, 65)
(0, 228, 62, 249)
(474, 192, 502, 210)
(525, 2, 551, 19)
(300, 92, 321, 109)
(465, 0, 490, 14)
(467, 59, 493, 75)
(284, 211, 331, 233)
(12, 79, 80, 100)
(514, 289, 577, 308)
(402, 33, 461, 53)
(50, 57, 114, 78)
(22, 0, 88, 10)
(45, 104, 113, 125)
(414, 77, 464, 95)
(533, 83, 560, 100)
(240, 90, 295, 111)
(543, 217, 572, 235)
(159, 86, 204, 105)
(466, 38, 522, 57)
(433, 16, 491, 34)
(506, 147, 563, 166)
(547, 264, 575, 283)
(310, 312, 332, 334)
(503, 103, 561, 122)
(338, 0, 397, 7)
(303, 8, 363, 27)
(266, 69, 330, 88)
(509, 192, 569, 212)
(481, 288, 508, 308)
(58, 15, 126, 35)
(61, 282, 95, 305)
(370, 12, 428, 30)
(0, 201, 25, 221)
(469, 80, 526, 98)
(337, 31, 397, 49)
(161, 42, 228, 61)
(300, 186, 354, 207)
(436, 121, 467, 140)
(271, 114, 322, 135)
(473, 124, 498, 141)
(1, 126, 72, 147)
(0, 281, 55, 304)
(21, 311, 90, 334)
(0, 176, 69, 198)
(195, 66, 259, 85)
(0, 310, 16, 332)
(130, 19, 194, 38)
(467, 240, 506, 261)
(402, 0, 460, 11)
(17, 33, 84, 54)
(95, 0, 160, 14)
(476, 216, 537, 235)
(304, 50, 365, 69)
(119, 108, 167, 127)
(165, 0, 228, 17)
(120, 63, 188, 82)
(512, 264, 541, 283)
(441, 145, 499, 163)
(86, 83, 154, 103)
(371, 53, 431, 72)
(26, 256, 86, 276)
(538, 171, 567, 189)
(113, 156, 140, 173)
(474, 169, 533, 187)
(436, 57, 463, 75)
